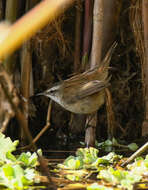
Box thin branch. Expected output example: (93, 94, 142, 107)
(0, 0, 75, 60)
(121, 142, 148, 166)
(33, 100, 52, 144)
(0, 74, 36, 150)
(18, 100, 52, 151)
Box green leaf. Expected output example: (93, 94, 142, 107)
(104, 146, 113, 152)
(28, 152, 38, 167)
(112, 138, 119, 146)
(119, 179, 134, 190)
(96, 139, 113, 152)
(87, 183, 113, 190)
(6, 152, 16, 162)
(0, 134, 41, 189)
(17, 151, 38, 167)
(128, 143, 138, 151)
(59, 156, 83, 170)
(76, 147, 99, 164)
(102, 152, 122, 163)
(12, 164, 25, 188)
(127, 155, 148, 175)
(104, 140, 113, 146)
(135, 157, 144, 161)
(80, 141, 85, 145)
(24, 168, 36, 181)
(17, 152, 29, 166)
(0, 133, 19, 161)
(144, 156, 148, 168)
(68, 159, 80, 169)
(66, 174, 80, 181)
(64, 156, 82, 170)
(2, 164, 14, 178)
(98, 167, 142, 190)
(0, 164, 24, 188)
(93, 158, 109, 167)
(95, 141, 104, 147)
(37, 149, 42, 156)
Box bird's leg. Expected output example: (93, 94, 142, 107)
(85, 112, 97, 147)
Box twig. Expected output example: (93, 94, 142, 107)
(18, 100, 52, 151)
(0, 112, 12, 133)
(0, 72, 55, 185)
(32, 100, 52, 144)
(0, 70, 18, 133)
(0, 78, 36, 150)
(121, 142, 148, 167)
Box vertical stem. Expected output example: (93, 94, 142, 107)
(82, 0, 94, 70)
(74, 0, 83, 72)
(105, 88, 116, 138)
(102, 0, 121, 58)
(4, 0, 18, 74)
(85, 114, 97, 147)
(20, 0, 35, 144)
(5, 0, 18, 22)
(86, 0, 120, 145)
(101, 0, 120, 139)
(85, 0, 103, 147)
(142, 0, 148, 136)
(0, 1, 3, 20)
(21, 42, 32, 118)
(90, 0, 104, 68)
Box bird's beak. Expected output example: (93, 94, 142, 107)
(35, 92, 45, 96)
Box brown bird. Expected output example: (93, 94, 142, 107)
(37, 42, 117, 114)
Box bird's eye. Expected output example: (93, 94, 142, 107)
(50, 90, 54, 93)
(49, 89, 58, 94)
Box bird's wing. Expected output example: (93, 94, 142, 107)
(64, 80, 109, 104)
(76, 80, 108, 99)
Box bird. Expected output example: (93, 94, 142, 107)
(36, 42, 117, 114)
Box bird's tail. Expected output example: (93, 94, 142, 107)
(97, 41, 117, 81)
(101, 41, 117, 68)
